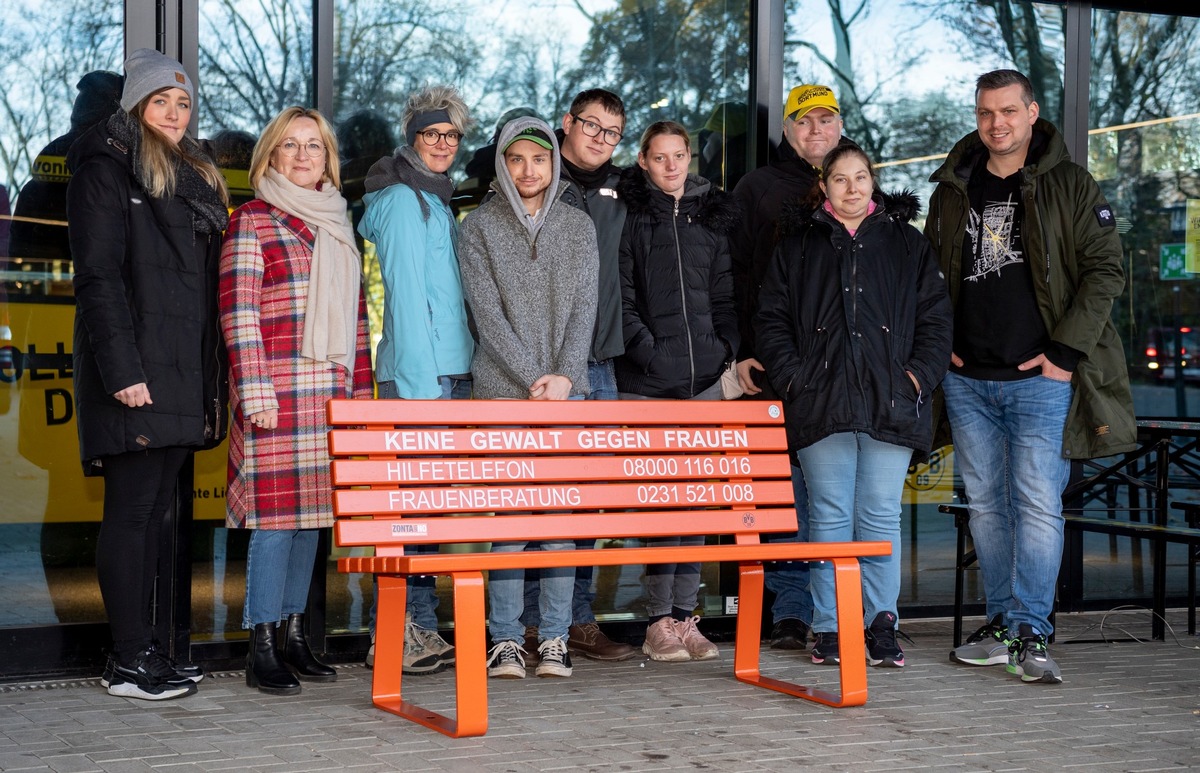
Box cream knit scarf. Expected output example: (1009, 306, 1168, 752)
(255, 167, 361, 370)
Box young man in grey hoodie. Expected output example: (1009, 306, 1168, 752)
(458, 117, 599, 679)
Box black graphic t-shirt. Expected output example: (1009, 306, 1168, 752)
(953, 161, 1049, 380)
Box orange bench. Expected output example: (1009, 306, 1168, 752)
(327, 398, 891, 737)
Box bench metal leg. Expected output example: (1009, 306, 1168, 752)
(370, 575, 408, 712)
(734, 558, 869, 708)
(369, 572, 490, 738)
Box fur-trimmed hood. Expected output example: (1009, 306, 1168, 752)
(617, 166, 741, 235)
(778, 188, 921, 239)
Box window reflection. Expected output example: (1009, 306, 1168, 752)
(0, 0, 123, 629)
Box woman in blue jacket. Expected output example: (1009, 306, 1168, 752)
(357, 85, 474, 676)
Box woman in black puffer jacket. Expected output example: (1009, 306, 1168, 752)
(614, 120, 740, 665)
(754, 143, 953, 670)
(615, 122, 740, 401)
(67, 49, 229, 701)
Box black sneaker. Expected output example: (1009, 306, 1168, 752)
(100, 648, 197, 688)
(810, 632, 840, 665)
(534, 636, 573, 677)
(865, 611, 905, 667)
(105, 649, 198, 700)
(769, 618, 810, 650)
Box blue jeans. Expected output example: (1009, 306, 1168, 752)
(490, 540, 575, 643)
(370, 376, 472, 632)
(587, 359, 618, 401)
(942, 372, 1073, 636)
(519, 360, 617, 628)
(243, 528, 319, 628)
(763, 465, 814, 625)
(796, 432, 911, 632)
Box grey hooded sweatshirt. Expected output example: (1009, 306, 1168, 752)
(458, 116, 599, 399)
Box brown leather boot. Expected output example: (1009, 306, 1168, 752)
(568, 622, 640, 661)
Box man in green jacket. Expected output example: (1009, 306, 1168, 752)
(925, 69, 1136, 684)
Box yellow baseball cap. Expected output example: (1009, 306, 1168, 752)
(785, 85, 839, 120)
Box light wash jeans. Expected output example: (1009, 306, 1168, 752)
(763, 465, 814, 625)
(941, 372, 1073, 636)
(796, 432, 912, 632)
(369, 376, 472, 632)
(243, 528, 319, 627)
(489, 540, 576, 643)
(521, 359, 617, 628)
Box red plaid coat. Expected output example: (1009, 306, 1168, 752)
(219, 199, 373, 530)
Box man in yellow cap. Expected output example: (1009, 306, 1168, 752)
(729, 83, 850, 652)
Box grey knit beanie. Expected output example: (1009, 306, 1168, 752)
(120, 48, 194, 113)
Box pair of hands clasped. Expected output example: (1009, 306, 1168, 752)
(529, 374, 572, 401)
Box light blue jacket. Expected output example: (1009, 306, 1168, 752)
(358, 183, 473, 398)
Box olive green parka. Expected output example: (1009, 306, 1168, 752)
(924, 118, 1136, 460)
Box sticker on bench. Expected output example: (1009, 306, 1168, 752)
(390, 522, 429, 535)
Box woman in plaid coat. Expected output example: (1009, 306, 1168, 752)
(219, 106, 373, 696)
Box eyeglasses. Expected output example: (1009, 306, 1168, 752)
(276, 138, 326, 157)
(570, 114, 622, 146)
(418, 129, 463, 147)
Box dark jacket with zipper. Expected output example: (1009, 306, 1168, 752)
(754, 190, 953, 458)
(615, 168, 740, 398)
(66, 120, 228, 472)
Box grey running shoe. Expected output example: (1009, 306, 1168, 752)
(950, 614, 1011, 666)
(487, 640, 527, 679)
(1007, 623, 1062, 684)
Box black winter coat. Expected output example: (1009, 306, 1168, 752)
(754, 190, 953, 457)
(615, 169, 741, 398)
(66, 121, 228, 471)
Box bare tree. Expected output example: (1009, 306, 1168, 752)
(0, 0, 121, 201)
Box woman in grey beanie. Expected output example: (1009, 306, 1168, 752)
(67, 47, 229, 702)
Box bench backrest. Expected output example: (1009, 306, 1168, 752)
(327, 399, 797, 556)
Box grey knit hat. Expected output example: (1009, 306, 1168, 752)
(120, 48, 194, 113)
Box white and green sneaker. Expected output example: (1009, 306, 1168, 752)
(950, 614, 1012, 666)
(1007, 624, 1062, 684)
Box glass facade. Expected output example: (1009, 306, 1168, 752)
(0, 0, 1196, 677)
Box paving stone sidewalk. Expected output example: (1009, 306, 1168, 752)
(1, 611, 1198, 772)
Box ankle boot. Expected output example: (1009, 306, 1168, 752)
(246, 622, 301, 695)
(280, 613, 337, 682)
